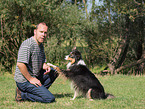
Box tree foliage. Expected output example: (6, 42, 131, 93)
(0, 0, 85, 71)
(0, 0, 60, 71)
(0, 0, 144, 75)
(88, 0, 144, 75)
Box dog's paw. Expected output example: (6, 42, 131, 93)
(70, 98, 75, 100)
(89, 99, 94, 101)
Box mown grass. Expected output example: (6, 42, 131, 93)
(0, 73, 145, 109)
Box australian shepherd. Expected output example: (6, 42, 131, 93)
(47, 48, 114, 100)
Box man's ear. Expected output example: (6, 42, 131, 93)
(34, 29, 36, 35)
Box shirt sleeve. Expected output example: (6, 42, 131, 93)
(41, 44, 46, 63)
(17, 43, 31, 64)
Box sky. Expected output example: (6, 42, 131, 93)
(65, 0, 104, 14)
(87, 0, 103, 13)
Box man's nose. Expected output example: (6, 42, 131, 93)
(42, 32, 45, 36)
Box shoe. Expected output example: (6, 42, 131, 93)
(15, 87, 23, 102)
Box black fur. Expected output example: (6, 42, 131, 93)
(58, 48, 115, 99)
(62, 64, 107, 99)
(69, 49, 82, 63)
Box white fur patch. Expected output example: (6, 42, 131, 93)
(67, 62, 72, 69)
(65, 55, 69, 60)
(77, 60, 86, 66)
(66, 60, 86, 69)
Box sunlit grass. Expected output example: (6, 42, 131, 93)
(0, 73, 145, 109)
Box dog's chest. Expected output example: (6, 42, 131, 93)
(66, 62, 72, 69)
(66, 60, 86, 69)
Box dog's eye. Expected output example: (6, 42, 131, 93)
(69, 54, 73, 57)
(69, 53, 72, 56)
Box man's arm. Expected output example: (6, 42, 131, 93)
(17, 62, 42, 87)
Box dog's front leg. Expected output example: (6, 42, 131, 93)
(70, 90, 78, 100)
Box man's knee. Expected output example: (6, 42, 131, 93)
(43, 94, 55, 103)
(39, 86, 55, 103)
(49, 96, 55, 103)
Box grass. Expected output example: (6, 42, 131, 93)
(0, 73, 145, 109)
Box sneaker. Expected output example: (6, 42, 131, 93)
(15, 87, 23, 102)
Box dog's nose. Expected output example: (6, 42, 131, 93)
(65, 55, 69, 60)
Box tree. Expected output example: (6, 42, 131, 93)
(0, 0, 86, 72)
(0, 0, 62, 71)
(0, 0, 144, 75)
(98, 0, 145, 75)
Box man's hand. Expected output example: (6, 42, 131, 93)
(29, 77, 42, 87)
(44, 67, 51, 75)
(43, 63, 51, 75)
(17, 62, 42, 87)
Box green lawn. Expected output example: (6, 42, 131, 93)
(0, 73, 145, 109)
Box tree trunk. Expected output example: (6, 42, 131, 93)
(115, 58, 145, 73)
(107, 15, 130, 74)
(83, 0, 89, 20)
(139, 33, 145, 75)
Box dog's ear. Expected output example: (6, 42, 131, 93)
(75, 55, 81, 60)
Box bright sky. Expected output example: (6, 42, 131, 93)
(87, 0, 103, 13)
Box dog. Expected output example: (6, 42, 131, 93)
(64, 47, 86, 69)
(47, 48, 114, 100)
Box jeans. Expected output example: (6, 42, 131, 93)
(16, 68, 58, 103)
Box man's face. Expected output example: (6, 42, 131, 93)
(34, 24, 48, 45)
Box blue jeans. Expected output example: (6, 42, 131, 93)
(16, 68, 58, 103)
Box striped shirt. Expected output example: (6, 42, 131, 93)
(14, 37, 46, 83)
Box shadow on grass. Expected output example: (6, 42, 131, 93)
(54, 93, 84, 99)
(54, 93, 73, 98)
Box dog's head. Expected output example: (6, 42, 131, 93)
(65, 48, 82, 65)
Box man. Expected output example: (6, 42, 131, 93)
(14, 22, 58, 103)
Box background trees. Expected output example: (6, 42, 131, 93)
(0, 0, 144, 75)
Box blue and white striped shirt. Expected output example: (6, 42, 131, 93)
(14, 37, 46, 83)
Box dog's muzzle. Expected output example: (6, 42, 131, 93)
(65, 55, 69, 60)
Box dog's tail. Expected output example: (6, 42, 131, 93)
(105, 93, 115, 99)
